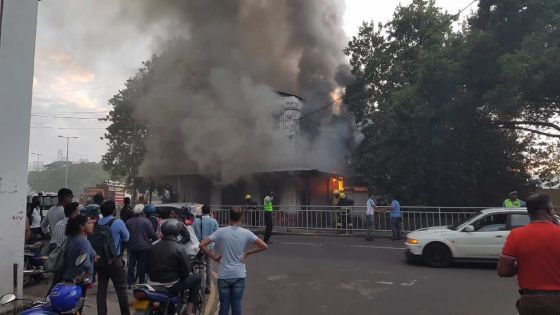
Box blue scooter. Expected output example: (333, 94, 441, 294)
(132, 284, 183, 315)
(1, 254, 89, 315)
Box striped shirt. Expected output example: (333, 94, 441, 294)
(52, 217, 69, 247)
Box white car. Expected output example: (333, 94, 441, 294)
(405, 208, 532, 267)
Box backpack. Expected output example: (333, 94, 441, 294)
(89, 219, 117, 266)
(45, 240, 66, 273)
(150, 216, 163, 239)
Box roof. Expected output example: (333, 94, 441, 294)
(276, 91, 304, 102)
(480, 208, 527, 214)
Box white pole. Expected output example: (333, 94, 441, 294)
(65, 137, 69, 187)
(0, 0, 38, 306)
(58, 136, 77, 188)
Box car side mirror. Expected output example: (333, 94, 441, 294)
(464, 225, 475, 232)
(0, 293, 16, 305)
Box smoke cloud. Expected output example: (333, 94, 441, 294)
(120, 0, 354, 183)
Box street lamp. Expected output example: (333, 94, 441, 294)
(58, 135, 78, 188)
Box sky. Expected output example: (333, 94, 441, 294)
(29, 0, 477, 168)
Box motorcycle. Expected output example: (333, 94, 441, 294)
(1, 254, 89, 315)
(23, 242, 48, 287)
(132, 256, 205, 315)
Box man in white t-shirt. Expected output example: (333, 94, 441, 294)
(200, 206, 267, 315)
(366, 192, 376, 241)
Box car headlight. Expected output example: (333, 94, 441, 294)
(406, 238, 418, 245)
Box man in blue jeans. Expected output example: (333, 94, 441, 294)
(193, 205, 219, 294)
(389, 195, 402, 240)
(200, 206, 268, 315)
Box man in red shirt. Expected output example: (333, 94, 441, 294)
(498, 193, 560, 314)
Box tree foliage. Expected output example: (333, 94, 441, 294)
(468, 0, 560, 136)
(28, 162, 109, 195)
(344, 0, 536, 205)
(101, 60, 154, 191)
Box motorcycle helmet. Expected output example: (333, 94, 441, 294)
(161, 219, 181, 237)
(49, 283, 82, 312)
(143, 204, 156, 216)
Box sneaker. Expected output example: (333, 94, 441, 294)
(205, 287, 211, 295)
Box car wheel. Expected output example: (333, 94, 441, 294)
(423, 242, 452, 268)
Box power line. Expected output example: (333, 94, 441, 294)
(33, 84, 122, 95)
(31, 114, 103, 120)
(30, 126, 106, 130)
(455, 0, 478, 19)
(32, 111, 109, 114)
(418, 0, 478, 46)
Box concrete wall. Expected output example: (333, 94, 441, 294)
(0, 0, 38, 303)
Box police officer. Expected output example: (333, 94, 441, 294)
(504, 191, 523, 208)
(263, 192, 274, 244)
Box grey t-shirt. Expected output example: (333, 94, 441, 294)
(209, 226, 258, 279)
(41, 205, 65, 243)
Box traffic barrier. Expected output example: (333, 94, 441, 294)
(208, 205, 487, 233)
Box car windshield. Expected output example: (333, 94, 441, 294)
(449, 212, 481, 230)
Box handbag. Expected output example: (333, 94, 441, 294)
(45, 240, 66, 273)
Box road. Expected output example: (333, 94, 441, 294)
(22, 235, 519, 315)
(240, 235, 518, 315)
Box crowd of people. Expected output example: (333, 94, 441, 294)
(27, 188, 268, 315)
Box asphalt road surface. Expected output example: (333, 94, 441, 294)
(240, 235, 519, 315)
(22, 235, 519, 315)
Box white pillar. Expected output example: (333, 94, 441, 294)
(0, 0, 38, 304)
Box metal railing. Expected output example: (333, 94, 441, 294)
(209, 205, 487, 234)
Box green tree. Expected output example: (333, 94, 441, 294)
(344, 0, 534, 205)
(467, 0, 560, 136)
(28, 162, 109, 196)
(101, 60, 153, 191)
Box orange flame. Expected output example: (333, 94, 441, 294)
(330, 87, 343, 115)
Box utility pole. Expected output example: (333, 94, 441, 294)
(31, 152, 41, 171)
(58, 136, 78, 188)
(0, 0, 39, 304)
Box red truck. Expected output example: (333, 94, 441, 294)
(81, 181, 126, 206)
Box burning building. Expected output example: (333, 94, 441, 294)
(152, 91, 359, 207)
(111, 0, 364, 206)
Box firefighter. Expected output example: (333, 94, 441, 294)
(244, 194, 258, 227)
(332, 189, 341, 206)
(336, 192, 354, 234)
(333, 190, 341, 233)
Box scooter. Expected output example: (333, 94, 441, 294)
(23, 242, 48, 287)
(132, 284, 183, 315)
(1, 254, 89, 315)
